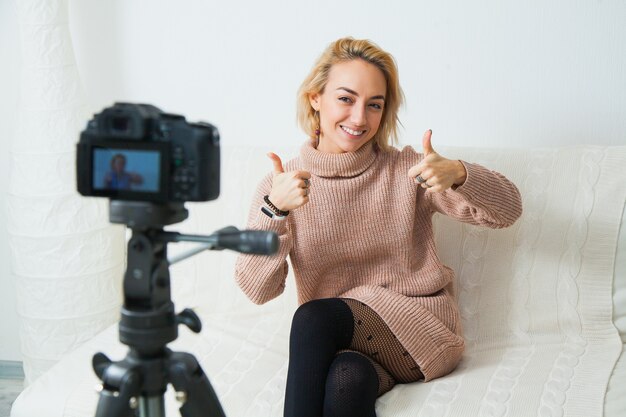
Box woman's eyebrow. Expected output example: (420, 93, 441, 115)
(336, 87, 385, 101)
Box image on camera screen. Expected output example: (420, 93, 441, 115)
(93, 148, 160, 192)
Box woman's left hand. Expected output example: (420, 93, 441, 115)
(407, 130, 467, 193)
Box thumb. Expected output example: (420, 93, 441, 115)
(267, 152, 285, 174)
(422, 129, 435, 156)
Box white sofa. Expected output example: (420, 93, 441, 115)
(11, 144, 626, 417)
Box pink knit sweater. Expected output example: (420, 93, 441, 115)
(234, 138, 522, 381)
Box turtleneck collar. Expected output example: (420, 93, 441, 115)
(299, 138, 378, 178)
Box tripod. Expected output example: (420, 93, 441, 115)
(92, 201, 278, 417)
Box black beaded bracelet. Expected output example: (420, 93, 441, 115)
(264, 195, 289, 216)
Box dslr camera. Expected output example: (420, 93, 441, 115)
(77, 102, 220, 204)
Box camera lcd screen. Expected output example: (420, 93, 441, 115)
(93, 148, 161, 193)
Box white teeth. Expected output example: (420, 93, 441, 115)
(341, 126, 365, 136)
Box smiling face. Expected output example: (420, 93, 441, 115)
(309, 59, 387, 154)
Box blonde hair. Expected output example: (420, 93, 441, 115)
(297, 37, 404, 151)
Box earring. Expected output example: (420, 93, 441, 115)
(314, 111, 320, 138)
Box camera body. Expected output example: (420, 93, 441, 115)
(77, 102, 220, 203)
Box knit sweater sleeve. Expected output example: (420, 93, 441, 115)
(425, 160, 523, 229)
(234, 173, 293, 304)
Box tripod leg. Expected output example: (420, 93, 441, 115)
(168, 351, 227, 417)
(95, 388, 136, 417)
(93, 353, 142, 417)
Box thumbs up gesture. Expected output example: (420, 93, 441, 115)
(407, 130, 467, 193)
(266, 152, 312, 211)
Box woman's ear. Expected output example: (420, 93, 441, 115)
(309, 93, 320, 111)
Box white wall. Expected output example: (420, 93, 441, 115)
(1, 0, 625, 362)
(67, 0, 626, 149)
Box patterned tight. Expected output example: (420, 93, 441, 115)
(283, 298, 423, 417)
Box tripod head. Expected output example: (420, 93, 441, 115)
(92, 201, 278, 416)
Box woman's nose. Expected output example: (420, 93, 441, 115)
(350, 104, 367, 126)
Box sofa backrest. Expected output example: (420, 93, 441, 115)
(168, 144, 626, 349)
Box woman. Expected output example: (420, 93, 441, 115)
(104, 153, 143, 190)
(235, 37, 522, 417)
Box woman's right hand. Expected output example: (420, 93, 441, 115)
(266, 152, 311, 212)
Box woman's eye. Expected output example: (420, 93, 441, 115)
(369, 103, 383, 110)
(338, 96, 352, 103)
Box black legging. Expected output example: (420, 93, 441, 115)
(283, 298, 423, 417)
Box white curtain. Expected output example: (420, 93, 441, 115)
(9, 0, 125, 384)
